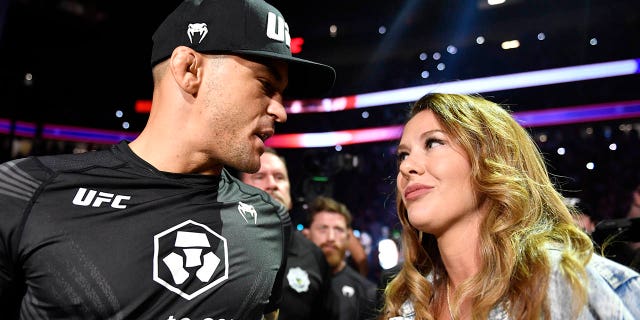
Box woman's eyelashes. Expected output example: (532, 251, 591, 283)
(396, 134, 447, 165)
(396, 151, 408, 163)
(425, 137, 445, 149)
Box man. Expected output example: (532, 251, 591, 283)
(305, 196, 378, 320)
(241, 148, 335, 320)
(0, 0, 335, 319)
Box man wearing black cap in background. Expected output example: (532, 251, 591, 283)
(0, 0, 335, 319)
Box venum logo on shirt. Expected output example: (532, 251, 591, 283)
(153, 220, 229, 300)
(237, 201, 258, 224)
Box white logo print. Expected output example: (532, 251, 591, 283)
(265, 12, 290, 47)
(286, 267, 310, 293)
(163, 231, 220, 284)
(187, 23, 208, 44)
(153, 220, 229, 300)
(237, 201, 257, 224)
(72, 187, 131, 209)
(342, 285, 355, 297)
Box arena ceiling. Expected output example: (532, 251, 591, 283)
(0, 0, 638, 132)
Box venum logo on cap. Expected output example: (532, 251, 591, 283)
(266, 12, 290, 47)
(187, 23, 208, 44)
(150, 0, 335, 97)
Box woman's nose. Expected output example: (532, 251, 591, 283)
(399, 155, 423, 176)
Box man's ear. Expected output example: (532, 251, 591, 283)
(169, 46, 201, 96)
(301, 228, 310, 238)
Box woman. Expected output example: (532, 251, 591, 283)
(381, 93, 639, 319)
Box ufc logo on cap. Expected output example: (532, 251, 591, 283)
(266, 11, 290, 47)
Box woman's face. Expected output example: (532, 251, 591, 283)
(396, 110, 480, 237)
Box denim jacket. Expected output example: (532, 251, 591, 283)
(390, 250, 640, 320)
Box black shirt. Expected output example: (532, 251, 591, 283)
(330, 265, 378, 320)
(0, 141, 290, 320)
(279, 231, 333, 320)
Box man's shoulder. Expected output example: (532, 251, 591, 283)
(0, 149, 120, 188)
(289, 232, 328, 265)
(226, 172, 284, 208)
(35, 147, 122, 172)
(337, 265, 376, 289)
(220, 170, 291, 227)
(292, 231, 321, 252)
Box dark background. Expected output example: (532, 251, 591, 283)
(1, 0, 639, 277)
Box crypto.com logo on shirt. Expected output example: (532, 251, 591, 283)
(153, 220, 229, 300)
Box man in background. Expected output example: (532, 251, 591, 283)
(305, 196, 377, 320)
(241, 148, 335, 319)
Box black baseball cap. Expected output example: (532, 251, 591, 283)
(151, 0, 336, 98)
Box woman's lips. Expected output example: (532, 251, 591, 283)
(404, 183, 432, 201)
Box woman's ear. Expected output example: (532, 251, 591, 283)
(169, 46, 201, 96)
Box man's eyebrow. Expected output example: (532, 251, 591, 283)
(264, 62, 283, 83)
(246, 55, 281, 80)
(242, 55, 288, 89)
(257, 57, 287, 85)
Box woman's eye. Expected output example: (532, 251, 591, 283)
(425, 138, 444, 149)
(396, 152, 408, 162)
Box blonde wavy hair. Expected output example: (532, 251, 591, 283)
(381, 93, 593, 320)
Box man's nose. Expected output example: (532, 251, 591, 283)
(268, 95, 287, 123)
(265, 175, 278, 188)
(327, 228, 336, 240)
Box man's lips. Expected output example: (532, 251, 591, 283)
(255, 131, 273, 142)
(321, 244, 339, 252)
(403, 183, 433, 201)
(255, 127, 275, 142)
